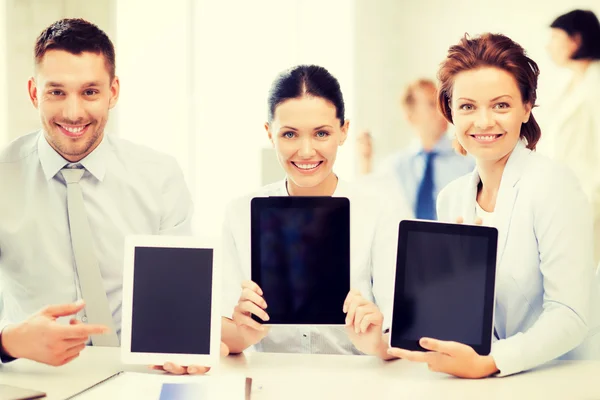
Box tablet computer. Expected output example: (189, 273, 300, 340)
(389, 220, 497, 355)
(121, 235, 221, 366)
(0, 384, 46, 400)
(250, 197, 350, 325)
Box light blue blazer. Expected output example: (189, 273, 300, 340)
(437, 140, 600, 376)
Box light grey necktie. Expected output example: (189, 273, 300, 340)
(61, 165, 119, 347)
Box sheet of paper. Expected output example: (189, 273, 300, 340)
(73, 371, 246, 400)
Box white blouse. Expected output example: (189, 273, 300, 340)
(220, 178, 407, 354)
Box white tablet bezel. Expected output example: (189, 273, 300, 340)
(121, 235, 221, 367)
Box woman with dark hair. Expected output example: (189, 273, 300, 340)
(545, 9, 600, 264)
(220, 65, 408, 355)
(350, 33, 599, 378)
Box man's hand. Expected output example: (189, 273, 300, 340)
(357, 130, 374, 175)
(1, 300, 109, 366)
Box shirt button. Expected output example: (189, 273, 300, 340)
(303, 334, 307, 338)
(82, 316, 88, 323)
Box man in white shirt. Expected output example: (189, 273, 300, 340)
(0, 18, 204, 372)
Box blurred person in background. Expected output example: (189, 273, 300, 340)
(356, 79, 473, 220)
(544, 9, 600, 264)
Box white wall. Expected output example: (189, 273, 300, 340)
(116, 0, 355, 235)
(354, 0, 600, 166)
(0, 0, 7, 146)
(115, 0, 195, 194)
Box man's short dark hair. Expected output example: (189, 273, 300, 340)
(35, 18, 116, 79)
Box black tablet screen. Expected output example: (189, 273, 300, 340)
(251, 198, 350, 324)
(131, 247, 212, 354)
(391, 222, 496, 354)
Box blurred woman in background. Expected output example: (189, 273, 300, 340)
(545, 9, 600, 264)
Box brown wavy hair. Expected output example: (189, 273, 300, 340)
(437, 33, 541, 155)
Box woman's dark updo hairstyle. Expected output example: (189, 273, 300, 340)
(267, 65, 345, 126)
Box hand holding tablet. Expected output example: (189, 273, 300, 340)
(387, 337, 499, 378)
(149, 342, 230, 375)
(387, 219, 499, 378)
(230, 280, 271, 348)
(343, 290, 389, 358)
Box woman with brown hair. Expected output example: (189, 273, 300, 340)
(346, 33, 599, 378)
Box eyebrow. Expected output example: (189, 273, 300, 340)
(45, 81, 103, 88)
(457, 95, 513, 102)
(279, 125, 334, 131)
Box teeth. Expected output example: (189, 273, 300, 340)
(294, 162, 320, 170)
(62, 125, 85, 133)
(474, 135, 498, 141)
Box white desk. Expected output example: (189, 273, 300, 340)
(1, 347, 598, 399)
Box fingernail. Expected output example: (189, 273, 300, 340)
(165, 362, 173, 369)
(420, 338, 428, 345)
(75, 299, 84, 306)
(188, 367, 197, 374)
(355, 326, 359, 334)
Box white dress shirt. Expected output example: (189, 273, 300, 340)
(538, 61, 600, 264)
(377, 135, 474, 218)
(437, 140, 600, 376)
(221, 178, 404, 354)
(0, 132, 193, 350)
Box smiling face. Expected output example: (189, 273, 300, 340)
(266, 95, 348, 195)
(450, 67, 531, 164)
(29, 49, 119, 162)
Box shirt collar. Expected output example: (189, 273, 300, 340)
(408, 133, 454, 156)
(281, 174, 345, 196)
(37, 131, 108, 182)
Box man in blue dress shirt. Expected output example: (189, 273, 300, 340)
(357, 79, 474, 219)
